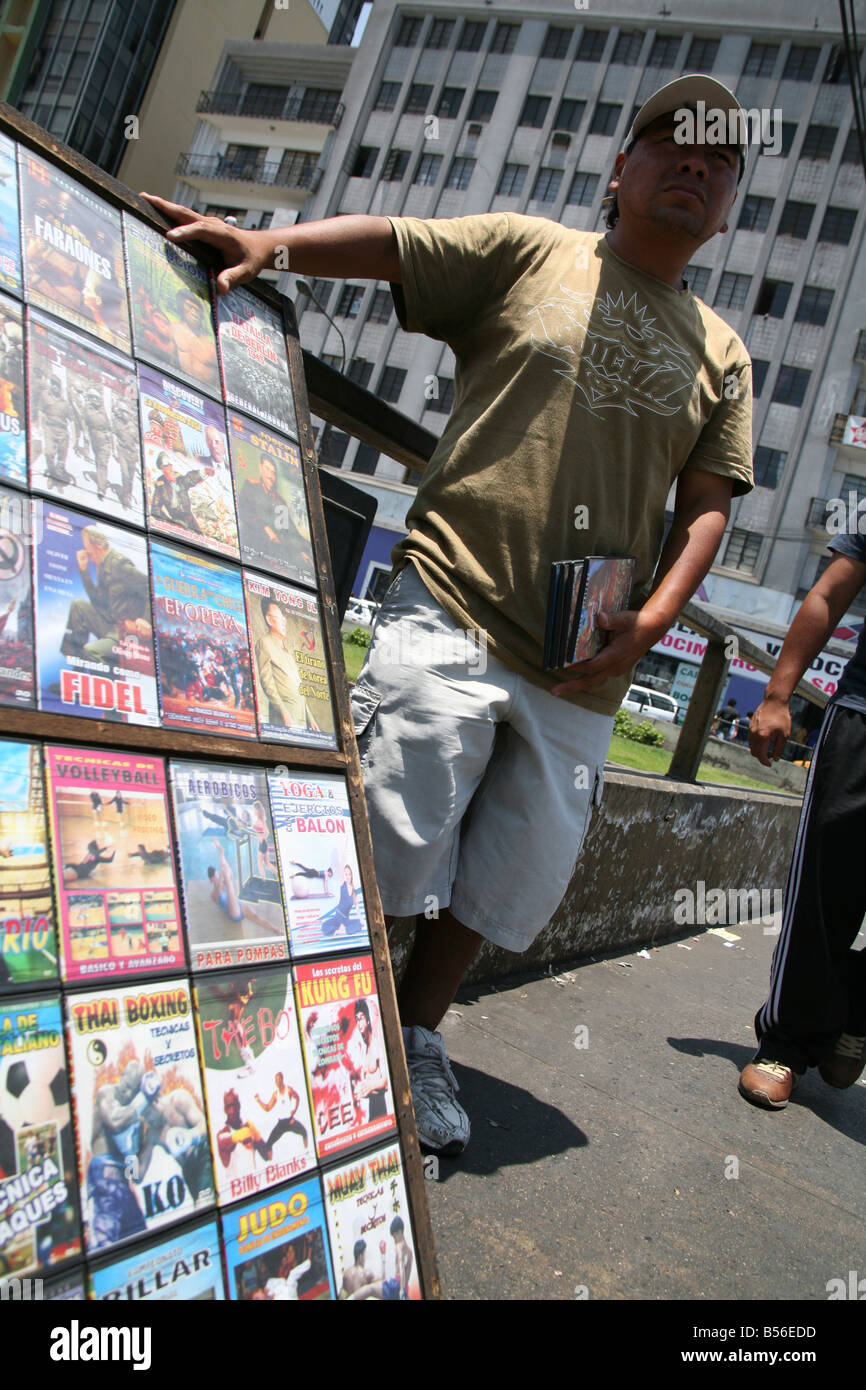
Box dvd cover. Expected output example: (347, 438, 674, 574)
(33, 500, 158, 725)
(0, 485, 34, 707)
(244, 572, 336, 748)
(42, 1264, 86, 1298)
(0, 740, 57, 992)
(294, 954, 395, 1160)
(323, 1142, 421, 1300)
(124, 215, 220, 397)
(0, 294, 25, 486)
(67, 979, 214, 1256)
(193, 966, 315, 1207)
(88, 1216, 224, 1299)
(18, 149, 130, 352)
(27, 311, 143, 525)
(217, 286, 296, 436)
(222, 1174, 335, 1301)
(150, 541, 256, 738)
(138, 364, 238, 558)
(269, 773, 368, 959)
(169, 760, 288, 972)
(228, 412, 313, 586)
(0, 993, 82, 1279)
(44, 745, 184, 984)
(0, 133, 21, 297)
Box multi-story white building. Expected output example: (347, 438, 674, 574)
(271, 0, 865, 724)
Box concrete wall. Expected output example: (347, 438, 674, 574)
(386, 770, 803, 985)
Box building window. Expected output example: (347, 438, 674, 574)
(241, 84, 288, 118)
(777, 200, 814, 239)
(823, 44, 848, 83)
(378, 365, 407, 403)
(541, 25, 572, 60)
(531, 167, 563, 202)
(457, 20, 487, 52)
(753, 447, 787, 488)
(738, 196, 773, 232)
(425, 18, 454, 50)
(685, 265, 711, 298)
(395, 17, 422, 48)
(220, 144, 267, 179)
(404, 83, 432, 115)
(755, 278, 792, 317)
(767, 122, 798, 157)
(772, 365, 811, 407)
(336, 285, 364, 318)
(426, 377, 455, 413)
(783, 44, 819, 81)
(307, 278, 333, 311)
(577, 28, 607, 62)
(647, 34, 681, 69)
(751, 359, 770, 396)
(723, 529, 762, 572)
(795, 285, 834, 326)
(491, 22, 520, 55)
(566, 170, 599, 206)
(318, 425, 349, 463)
(321, 353, 342, 371)
(715, 272, 751, 311)
(589, 102, 622, 136)
(437, 87, 464, 119)
(555, 98, 586, 133)
(497, 163, 527, 197)
(744, 42, 779, 77)
(367, 289, 393, 325)
(818, 205, 857, 244)
(373, 82, 400, 112)
(612, 31, 642, 65)
(414, 152, 442, 185)
(350, 145, 378, 178)
(801, 124, 838, 159)
(841, 473, 866, 509)
(686, 37, 719, 71)
(446, 157, 475, 190)
(352, 443, 379, 474)
(298, 88, 341, 123)
(519, 94, 550, 127)
(382, 149, 410, 181)
(468, 90, 497, 121)
(841, 128, 863, 163)
(347, 358, 374, 388)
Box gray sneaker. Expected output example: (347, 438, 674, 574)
(404, 1025, 470, 1155)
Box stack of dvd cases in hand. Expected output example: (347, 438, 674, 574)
(544, 556, 637, 671)
(0, 120, 425, 1301)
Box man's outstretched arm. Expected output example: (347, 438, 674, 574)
(140, 196, 400, 293)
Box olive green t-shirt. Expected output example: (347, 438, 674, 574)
(388, 213, 754, 715)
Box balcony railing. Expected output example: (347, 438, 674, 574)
(196, 90, 344, 126)
(807, 496, 830, 528)
(175, 151, 317, 189)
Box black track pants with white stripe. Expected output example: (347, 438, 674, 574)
(755, 703, 866, 1073)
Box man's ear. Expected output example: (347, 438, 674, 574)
(608, 149, 627, 196)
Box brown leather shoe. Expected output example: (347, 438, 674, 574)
(738, 1058, 801, 1109)
(818, 1033, 866, 1089)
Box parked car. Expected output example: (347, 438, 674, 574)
(345, 597, 379, 627)
(620, 684, 679, 723)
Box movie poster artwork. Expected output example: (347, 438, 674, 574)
(323, 1142, 420, 1300)
(222, 1174, 335, 1301)
(67, 979, 214, 1256)
(245, 573, 336, 748)
(44, 745, 183, 984)
(0, 740, 56, 992)
(228, 412, 313, 586)
(269, 773, 368, 959)
(138, 364, 237, 558)
(0, 485, 34, 707)
(124, 215, 220, 397)
(27, 311, 143, 526)
(217, 286, 296, 436)
(169, 760, 288, 973)
(89, 1217, 224, 1300)
(150, 541, 255, 738)
(19, 150, 130, 352)
(194, 967, 315, 1208)
(0, 294, 25, 486)
(0, 993, 82, 1280)
(295, 954, 395, 1160)
(0, 132, 21, 297)
(33, 501, 157, 726)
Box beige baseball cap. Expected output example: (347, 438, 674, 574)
(624, 74, 749, 179)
